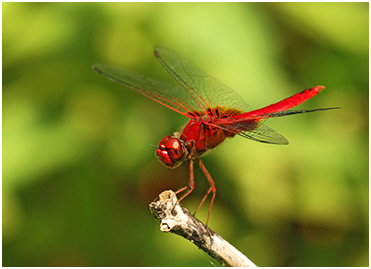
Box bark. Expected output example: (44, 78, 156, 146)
(149, 190, 257, 267)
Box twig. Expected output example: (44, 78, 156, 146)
(149, 190, 257, 267)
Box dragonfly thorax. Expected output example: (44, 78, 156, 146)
(156, 135, 187, 168)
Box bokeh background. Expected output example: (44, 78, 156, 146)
(3, 2, 368, 267)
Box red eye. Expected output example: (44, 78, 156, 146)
(166, 139, 180, 150)
(156, 136, 185, 168)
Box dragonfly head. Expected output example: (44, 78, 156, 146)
(156, 135, 186, 168)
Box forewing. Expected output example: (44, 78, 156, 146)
(93, 63, 202, 117)
(154, 46, 250, 114)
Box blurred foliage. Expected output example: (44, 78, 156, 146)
(2, 2, 368, 266)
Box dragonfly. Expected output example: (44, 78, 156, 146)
(93, 46, 338, 229)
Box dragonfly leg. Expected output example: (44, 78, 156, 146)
(175, 140, 196, 200)
(175, 158, 195, 204)
(195, 158, 216, 228)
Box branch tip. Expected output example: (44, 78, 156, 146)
(149, 190, 257, 267)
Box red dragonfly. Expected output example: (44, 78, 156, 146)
(93, 46, 338, 228)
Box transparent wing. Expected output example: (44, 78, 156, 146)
(94, 47, 325, 146)
(154, 46, 250, 115)
(93, 63, 203, 118)
(238, 123, 289, 145)
(207, 118, 289, 145)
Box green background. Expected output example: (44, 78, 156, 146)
(3, 2, 368, 266)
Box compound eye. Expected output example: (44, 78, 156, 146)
(164, 137, 184, 161)
(156, 136, 186, 168)
(165, 139, 180, 150)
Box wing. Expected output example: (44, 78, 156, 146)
(154, 47, 295, 145)
(154, 46, 251, 115)
(239, 123, 289, 145)
(207, 118, 290, 145)
(93, 63, 204, 118)
(94, 47, 327, 146)
(93, 47, 251, 118)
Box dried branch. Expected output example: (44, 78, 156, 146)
(149, 190, 257, 267)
